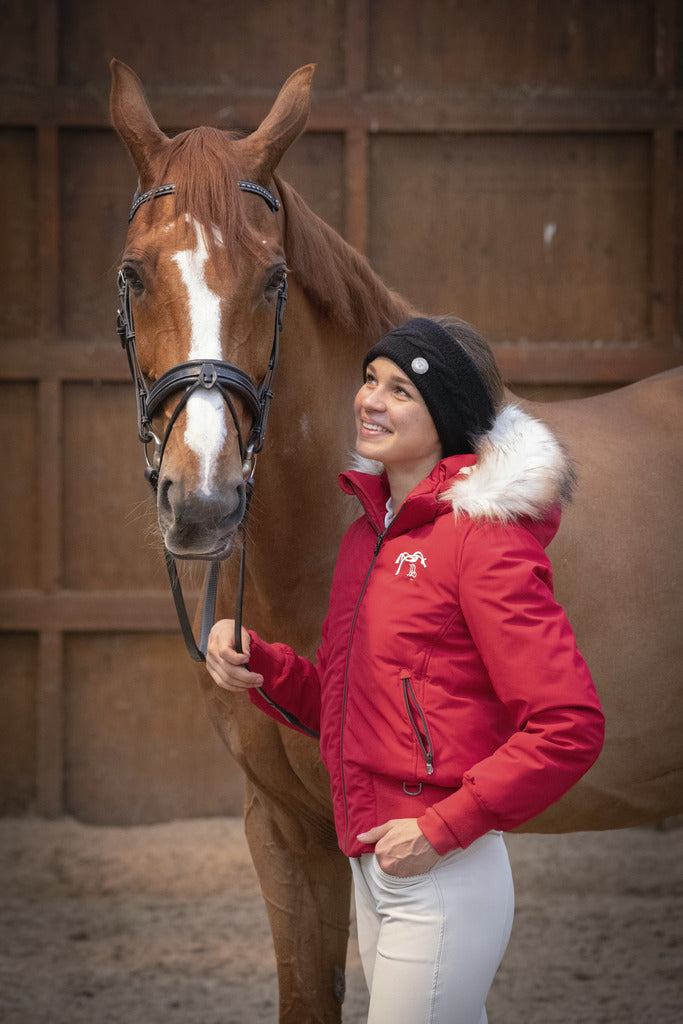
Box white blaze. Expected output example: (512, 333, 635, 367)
(171, 222, 226, 495)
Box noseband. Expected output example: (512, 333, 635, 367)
(116, 180, 287, 490)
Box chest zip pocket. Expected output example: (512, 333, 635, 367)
(402, 676, 434, 795)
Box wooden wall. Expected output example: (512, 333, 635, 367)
(1, 0, 681, 823)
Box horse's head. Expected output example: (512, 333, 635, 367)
(110, 60, 313, 558)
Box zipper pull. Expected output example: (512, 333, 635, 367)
(426, 752, 434, 775)
(374, 531, 385, 556)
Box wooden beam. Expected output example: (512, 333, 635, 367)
(0, 590, 199, 632)
(655, 0, 677, 86)
(38, 380, 62, 591)
(35, 0, 63, 819)
(495, 342, 682, 385)
(1, 338, 680, 386)
(36, 631, 63, 816)
(0, 340, 129, 382)
(2, 84, 682, 134)
(650, 0, 678, 344)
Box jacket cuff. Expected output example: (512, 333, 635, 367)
(418, 782, 500, 853)
(246, 631, 285, 677)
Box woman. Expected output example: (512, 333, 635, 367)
(207, 316, 605, 1024)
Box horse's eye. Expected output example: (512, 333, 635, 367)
(123, 264, 144, 294)
(265, 266, 286, 295)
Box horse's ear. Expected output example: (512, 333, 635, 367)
(244, 64, 315, 174)
(110, 58, 170, 187)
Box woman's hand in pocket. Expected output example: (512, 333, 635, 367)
(357, 818, 440, 877)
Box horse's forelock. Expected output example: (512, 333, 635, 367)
(152, 127, 264, 263)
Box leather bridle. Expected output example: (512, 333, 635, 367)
(116, 180, 287, 491)
(116, 178, 318, 738)
(117, 183, 279, 649)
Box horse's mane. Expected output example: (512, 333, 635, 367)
(148, 125, 414, 341)
(274, 175, 415, 341)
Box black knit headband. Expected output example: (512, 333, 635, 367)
(363, 318, 495, 457)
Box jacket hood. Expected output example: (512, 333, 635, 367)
(343, 403, 575, 539)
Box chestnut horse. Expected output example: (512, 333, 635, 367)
(110, 61, 683, 1023)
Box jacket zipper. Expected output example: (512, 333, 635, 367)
(341, 528, 385, 849)
(402, 676, 435, 775)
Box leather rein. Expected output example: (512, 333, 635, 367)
(116, 180, 319, 738)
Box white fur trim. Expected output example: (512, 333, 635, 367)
(348, 453, 384, 475)
(444, 404, 574, 522)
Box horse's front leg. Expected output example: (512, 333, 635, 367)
(244, 778, 351, 1024)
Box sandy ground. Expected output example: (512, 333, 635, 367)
(0, 817, 681, 1024)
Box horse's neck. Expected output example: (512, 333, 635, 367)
(269, 173, 415, 495)
(243, 293, 360, 647)
(271, 177, 412, 494)
(242, 183, 412, 646)
(276, 175, 415, 344)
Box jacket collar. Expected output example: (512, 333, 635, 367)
(340, 403, 575, 534)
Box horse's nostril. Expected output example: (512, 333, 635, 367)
(158, 476, 173, 514)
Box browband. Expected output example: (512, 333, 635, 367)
(128, 180, 280, 222)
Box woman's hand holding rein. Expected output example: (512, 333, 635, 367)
(206, 620, 264, 692)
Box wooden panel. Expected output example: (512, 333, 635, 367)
(368, 133, 651, 343)
(0, 130, 37, 338)
(278, 133, 346, 233)
(0, 0, 39, 85)
(60, 129, 137, 340)
(0, 591, 189, 633)
(0, 384, 39, 587)
(368, 0, 654, 89)
(62, 382, 166, 589)
(59, 0, 346, 91)
(64, 633, 244, 823)
(0, 635, 38, 814)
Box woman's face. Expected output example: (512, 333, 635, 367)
(354, 357, 442, 474)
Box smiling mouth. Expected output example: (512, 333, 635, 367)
(361, 420, 390, 434)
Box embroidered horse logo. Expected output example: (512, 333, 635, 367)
(395, 551, 427, 578)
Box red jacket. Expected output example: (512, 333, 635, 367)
(249, 405, 605, 857)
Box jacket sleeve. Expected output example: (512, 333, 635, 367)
(246, 515, 368, 738)
(418, 519, 605, 853)
(247, 633, 324, 736)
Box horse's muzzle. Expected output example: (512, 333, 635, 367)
(158, 478, 246, 559)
